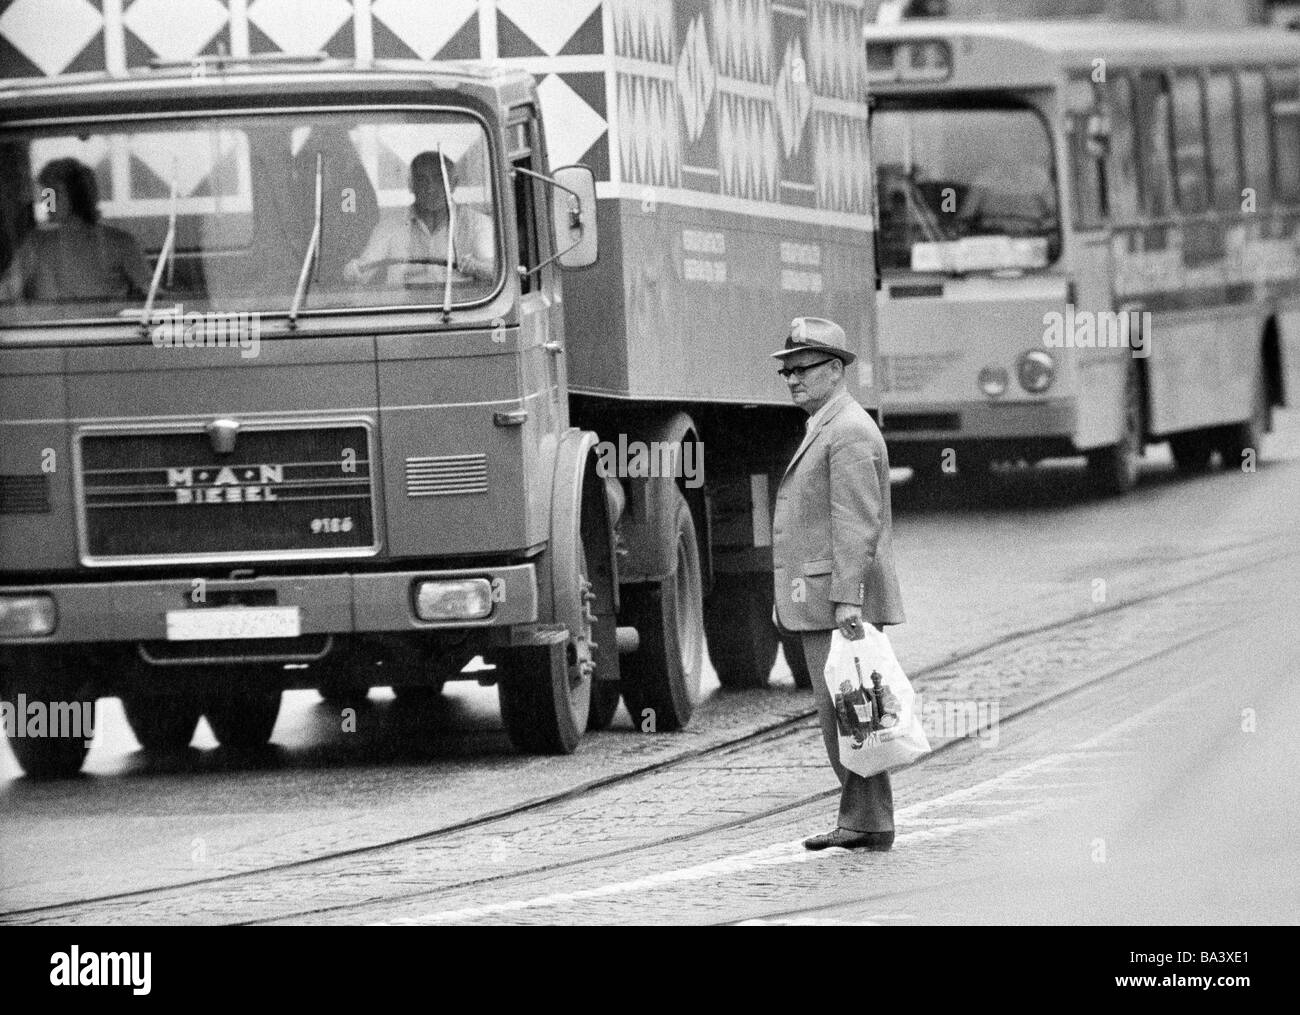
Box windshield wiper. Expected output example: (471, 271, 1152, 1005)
(139, 160, 178, 337)
(288, 151, 324, 329)
(438, 147, 456, 323)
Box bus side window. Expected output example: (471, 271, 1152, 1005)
(1065, 76, 1105, 228)
(1136, 72, 1176, 219)
(1170, 71, 1210, 214)
(1205, 71, 1242, 215)
(1106, 73, 1142, 223)
(1269, 67, 1300, 205)
(1238, 70, 1274, 209)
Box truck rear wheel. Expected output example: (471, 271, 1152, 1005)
(121, 691, 202, 753)
(703, 574, 778, 689)
(620, 489, 704, 731)
(0, 646, 95, 779)
(588, 679, 622, 731)
(203, 679, 282, 751)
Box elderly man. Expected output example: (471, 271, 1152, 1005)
(771, 317, 905, 851)
(345, 149, 494, 286)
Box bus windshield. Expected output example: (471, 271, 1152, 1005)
(872, 100, 1061, 274)
(0, 109, 498, 326)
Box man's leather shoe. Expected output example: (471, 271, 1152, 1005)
(803, 827, 894, 851)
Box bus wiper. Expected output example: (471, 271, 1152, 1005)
(139, 161, 178, 337)
(288, 151, 324, 329)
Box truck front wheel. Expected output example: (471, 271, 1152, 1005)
(203, 677, 282, 751)
(121, 691, 202, 753)
(0, 646, 95, 779)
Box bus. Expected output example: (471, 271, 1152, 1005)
(865, 21, 1300, 492)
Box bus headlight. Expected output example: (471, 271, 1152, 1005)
(414, 579, 493, 621)
(1017, 350, 1055, 393)
(0, 594, 56, 637)
(978, 366, 1008, 398)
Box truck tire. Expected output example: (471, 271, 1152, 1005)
(0, 646, 95, 779)
(704, 574, 778, 689)
(620, 489, 704, 732)
(587, 679, 622, 731)
(121, 691, 202, 753)
(203, 682, 282, 751)
(500, 440, 604, 754)
(1088, 363, 1143, 496)
(1216, 356, 1268, 471)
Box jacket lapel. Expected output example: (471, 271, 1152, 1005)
(782, 391, 852, 482)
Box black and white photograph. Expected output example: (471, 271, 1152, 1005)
(0, 0, 1293, 981)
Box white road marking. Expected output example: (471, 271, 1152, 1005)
(373, 679, 1212, 925)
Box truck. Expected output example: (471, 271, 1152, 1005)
(0, 0, 880, 776)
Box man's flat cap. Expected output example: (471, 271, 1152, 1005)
(771, 316, 856, 366)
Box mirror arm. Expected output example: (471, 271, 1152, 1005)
(519, 234, 586, 279)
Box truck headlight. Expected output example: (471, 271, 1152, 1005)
(0, 594, 56, 637)
(414, 579, 493, 621)
(978, 366, 1008, 398)
(1018, 350, 1055, 393)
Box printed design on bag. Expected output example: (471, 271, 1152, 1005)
(833, 660, 903, 750)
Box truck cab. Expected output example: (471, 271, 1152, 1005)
(0, 58, 617, 774)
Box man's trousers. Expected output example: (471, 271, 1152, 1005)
(794, 628, 895, 833)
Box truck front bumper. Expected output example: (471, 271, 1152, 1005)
(0, 564, 539, 645)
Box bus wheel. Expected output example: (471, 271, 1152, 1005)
(703, 574, 778, 689)
(1169, 431, 1214, 474)
(588, 679, 622, 731)
(1216, 357, 1269, 471)
(620, 489, 704, 732)
(203, 681, 282, 750)
(121, 691, 202, 752)
(0, 646, 94, 779)
(780, 632, 813, 689)
(1088, 364, 1143, 495)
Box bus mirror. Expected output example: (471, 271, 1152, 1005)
(1085, 112, 1111, 160)
(552, 164, 598, 269)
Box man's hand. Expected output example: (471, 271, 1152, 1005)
(834, 603, 865, 641)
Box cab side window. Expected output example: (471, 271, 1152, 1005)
(1065, 76, 1105, 228)
(508, 113, 546, 295)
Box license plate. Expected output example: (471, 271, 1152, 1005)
(166, 606, 301, 641)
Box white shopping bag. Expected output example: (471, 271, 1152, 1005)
(823, 627, 930, 779)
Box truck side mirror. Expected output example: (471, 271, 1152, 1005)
(552, 164, 598, 269)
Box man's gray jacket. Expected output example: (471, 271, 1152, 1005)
(772, 390, 905, 630)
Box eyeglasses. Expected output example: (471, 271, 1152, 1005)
(777, 357, 837, 380)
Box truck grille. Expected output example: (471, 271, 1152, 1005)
(78, 424, 377, 562)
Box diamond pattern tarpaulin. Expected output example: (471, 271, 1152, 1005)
(0, 0, 872, 219)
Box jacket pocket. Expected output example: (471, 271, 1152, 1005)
(801, 558, 834, 576)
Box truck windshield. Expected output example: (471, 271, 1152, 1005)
(872, 100, 1061, 274)
(0, 109, 498, 325)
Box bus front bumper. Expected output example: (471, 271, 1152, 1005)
(882, 397, 1078, 442)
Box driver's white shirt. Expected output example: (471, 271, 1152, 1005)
(346, 205, 495, 284)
